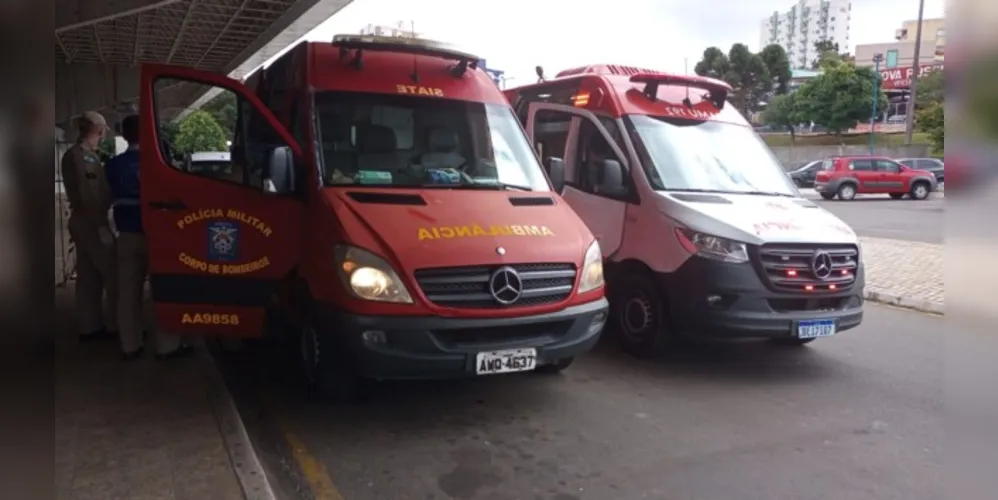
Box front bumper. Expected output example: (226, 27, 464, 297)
(314, 298, 608, 379)
(656, 256, 864, 340)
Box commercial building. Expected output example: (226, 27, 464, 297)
(854, 17, 945, 70)
(759, 0, 852, 69)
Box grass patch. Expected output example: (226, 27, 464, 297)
(762, 132, 930, 148)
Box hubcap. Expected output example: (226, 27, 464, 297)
(620, 294, 653, 341)
(915, 186, 927, 198)
(841, 186, 855, 198)
(300, 325, 319, 383)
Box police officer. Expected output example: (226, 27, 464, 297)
(61, 111, 118, 341)
(106, 115, 193, 361)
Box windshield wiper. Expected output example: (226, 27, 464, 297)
(664, 188, 792, 197)
(419, 182, 532, 191)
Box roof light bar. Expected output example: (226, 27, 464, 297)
(332, 34, 481, 72)
(629, 72, 732, 109)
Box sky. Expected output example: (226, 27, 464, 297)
(288, 0, 946, 84)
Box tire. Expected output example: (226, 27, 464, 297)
(889, 193, 905, 199)
(770, 338, 816, 347)
(298, 311, 363, 403)
(534, 357, 574, 374)
(837, 183, 857, 201)
(819, 192, 835, 200)
(610, 272, 679, 358)
(910, 181, 931, 200)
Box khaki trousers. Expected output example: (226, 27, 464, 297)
(116, 232, 181, 354)
(68, 215, 118, 334)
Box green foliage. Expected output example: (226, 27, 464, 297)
(174, 110, 228, 154)
(794, 61, 887, 137)
(915, 69, 944, 107)
(694, 43, 790, 115)
(761, 93, 800, 139)
(201, 91, 237, 138)
(811, 39, 854, 69)
(759, 44, 792, 95)
(916, 101, 944, 154)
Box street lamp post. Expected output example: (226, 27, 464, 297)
(904, 0, 926, 145)
(870, 53, 884, 155)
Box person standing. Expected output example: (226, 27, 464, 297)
(61, 111, 118, 341)
(105, 115, 193, 361)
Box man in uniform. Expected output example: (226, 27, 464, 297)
(61, 111, 118, 341)
(105, 115, 192, 361)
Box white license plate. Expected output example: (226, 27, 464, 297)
(797, 319, 836, 339)
(475, 348, 537, 375)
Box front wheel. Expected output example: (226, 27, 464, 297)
(299, 317, 362, 403)
(910, 181, 931, 200)
(610, 273, 678, 358)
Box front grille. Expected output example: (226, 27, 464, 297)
(414, 263, 576, 309)
(754, 244, 859, 292)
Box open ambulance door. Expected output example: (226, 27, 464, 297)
(139, 64, 304, 338)
(525, 102, 630, 259)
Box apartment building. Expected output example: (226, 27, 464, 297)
(855, 17, 945, 69)
(759, 0, 852, 69)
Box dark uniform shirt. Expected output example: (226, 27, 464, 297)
(105, 148, 143, 233)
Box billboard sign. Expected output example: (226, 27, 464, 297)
(879, 64, 943, 90)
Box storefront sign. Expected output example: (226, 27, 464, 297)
(879, 64, 943, 90)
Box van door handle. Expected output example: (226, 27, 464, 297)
(147, 200, 187, 211)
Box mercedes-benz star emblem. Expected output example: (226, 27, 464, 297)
(812, 251, 833, 280)
(488, 266, 523, 305)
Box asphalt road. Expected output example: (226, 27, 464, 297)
(800, 189, 944, 243)
(221, 303, 942, 500)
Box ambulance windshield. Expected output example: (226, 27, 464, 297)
(315, 91, 549, 191)
(628, 114, 796, 196)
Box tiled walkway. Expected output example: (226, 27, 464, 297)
(55, 288, 247, 500)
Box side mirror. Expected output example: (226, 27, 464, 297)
(547, 157, 565, 192)
(597, 159, 627, 197)
(264, 146, 294, 194)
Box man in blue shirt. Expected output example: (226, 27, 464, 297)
(105, 115, 192, 361)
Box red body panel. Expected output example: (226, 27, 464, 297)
(814, 156, 935, 195)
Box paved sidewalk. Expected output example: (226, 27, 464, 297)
(859, 236, 943, 313)
(55, 287, 268, 500)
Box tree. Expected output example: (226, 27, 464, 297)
(794, 60, 887, 139)
(914, 69, 944, 153)
(761, 93, 801, 142)
(174, 110, 228, 154)
(810, 39, 853, 69)
(201, 91, 237, 138)
(694, 44, 773, 115)
(759, 44, 792, 95)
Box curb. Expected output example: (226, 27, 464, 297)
(864, 289, 944, 315)
(195, 340, 278, 500)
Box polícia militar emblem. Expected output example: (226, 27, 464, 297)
(207, 221, 239, 262)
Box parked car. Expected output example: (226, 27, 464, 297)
(897, 157, 944, 182)
(814, 155, 938, 200)
(788, 160, 822, 188)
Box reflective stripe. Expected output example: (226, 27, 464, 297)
(113, 198, 141, 207)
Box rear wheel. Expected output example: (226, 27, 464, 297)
(610, 272, 679, 358)
(534, 357, 574, 374)
(819, 192, 835, 200)
(889, 193, 905, 199)
(837, 183, 857, 201)
(910, 181, 931, 200)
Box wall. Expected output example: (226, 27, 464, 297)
(772, 144, 932, 168)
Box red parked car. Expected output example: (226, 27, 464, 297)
(813, 155, 938, 201)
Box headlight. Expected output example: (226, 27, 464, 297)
(675, 228, 749, 263)
(333, 245, 413, 303)
(578, 240, 604, 293)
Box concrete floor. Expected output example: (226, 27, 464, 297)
(222, 303, 943, 500)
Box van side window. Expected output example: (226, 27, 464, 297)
(849, 159, 873, 171)
(875, 159, 900, 173)
(153, 77, 293, 191)
(531, 109, 571, 169)
(574, 119, 622, 196)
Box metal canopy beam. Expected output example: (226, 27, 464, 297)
(55, 0, 183, 34)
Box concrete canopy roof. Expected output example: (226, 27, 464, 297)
(55, 0, 352, 129)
